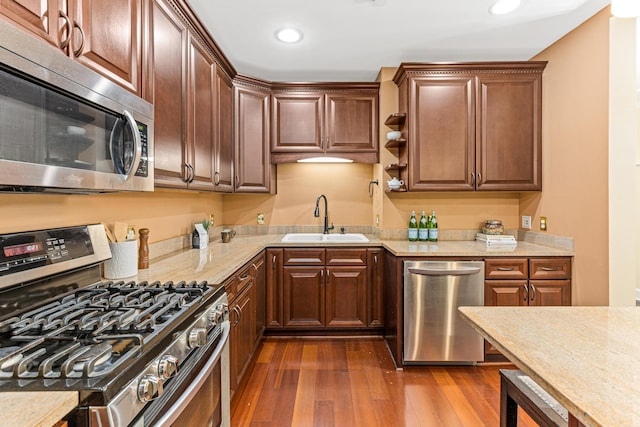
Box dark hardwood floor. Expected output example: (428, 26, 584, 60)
(231, 337, 537, 426)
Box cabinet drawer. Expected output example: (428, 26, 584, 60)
(485, 258, 528, 279)
(529, 258, 571, 280)
(326, 249, 367, 266)
(283, 248, 325, 265)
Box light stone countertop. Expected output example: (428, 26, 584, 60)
(459, 306, 640, 427)
(1, 235, 573, 425)
(1, 391, 77, 427)
(135, 234, 573, 284)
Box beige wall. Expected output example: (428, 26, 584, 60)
(0, 190, 222, 243)
(223, 163, 374, 227)
(523, 7, 611, 305)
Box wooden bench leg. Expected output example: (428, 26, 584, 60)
(501, 373, 519, 427)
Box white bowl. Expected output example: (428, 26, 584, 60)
(387, 130, 401, 140)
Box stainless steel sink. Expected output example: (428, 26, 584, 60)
(281, 233, 369, 243)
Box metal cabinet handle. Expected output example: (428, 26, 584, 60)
(272, 255, 277, 268)
(59, 10, 72, 50)
(232, 306, 241, 326)
(214, 171, 220, 185)
(239, 274, 251, 281)
(471, 173, 475, 184)
(477, 172, 481, 182)
(530, 283, 536, 302)
(72, 20, 85, 57)
(497, 267, 515, 271)
(523, 283, 529, 302)
(540, 266, 559, 271)
(373, 255, 378, 264)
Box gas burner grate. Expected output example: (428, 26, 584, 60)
(0, 279, 212, 379)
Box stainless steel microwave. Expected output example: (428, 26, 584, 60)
(0, 19, 153, 193)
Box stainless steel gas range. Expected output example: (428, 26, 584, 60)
(0, 224, 230, 426)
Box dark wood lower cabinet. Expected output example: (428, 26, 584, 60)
(325, 266, 367, 327)
(227, 251, 265, 398)
(267, 247, 383, 332)
(283, 266, 324, 327)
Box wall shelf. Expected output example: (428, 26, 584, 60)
(384, 138, 406, 149)
(384, 113, 406, 129)
(384, 162, 407, 172)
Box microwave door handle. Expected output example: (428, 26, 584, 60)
(121, 110, 142, 181)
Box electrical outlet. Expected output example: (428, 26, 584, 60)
(540, 216, 547, 231)
(521, 215, 532, 229)
(257, 213, 265, 225)
(209, 214, 215, 226)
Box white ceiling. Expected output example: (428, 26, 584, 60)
(186, 0, 610, 82)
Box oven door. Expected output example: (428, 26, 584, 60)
(138, 320, 230, 427)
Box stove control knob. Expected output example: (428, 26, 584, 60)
(209, 303, 228, 325)
(188, 327, 207, 348)
(138, 375, 163, 402)
(158, 355, 179, 379)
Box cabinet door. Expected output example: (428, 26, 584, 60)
(529, 280, 571, 306)
(271, 92, 324, 153)
(72, 0, 141, 94)
(325, 91, 378, 155)
(476, 73, 542, 191)
(150, 0, 188, 188)
(213, 68, 234, 192)
(265, 249, 283, 328)
(185, 33, 214, 191)
(234, 84, 274, 193)
(230, 284, 253, 396)
(367, 248, 384, 327)
(407, 76, 475, 191)
(484, 280, 528, 307)
(252, 253, 266, 348)
(326, 266, 367, 328)
(283, 266, 324, 327)
(0, 0, 63, 48)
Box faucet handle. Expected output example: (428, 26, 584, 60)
(340, 227, 345, 234)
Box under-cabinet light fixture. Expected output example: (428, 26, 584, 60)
(489, 0, 521, 15)
(297, 157, 354, 163)
(611, 0, 640, 18)
(275, 28, 303, 43)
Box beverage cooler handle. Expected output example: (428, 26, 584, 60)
(154, 320, 230, 427)
(122, 110, 142, 181)
(408, 267, 481, 277)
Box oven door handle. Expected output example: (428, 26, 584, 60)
(153, 320, 230, 427)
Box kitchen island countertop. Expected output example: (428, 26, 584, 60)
(1, 391, 77, 427)
(459, 306, 640, 427)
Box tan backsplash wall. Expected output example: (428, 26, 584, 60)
(523, 6, 610, 305)
(0, 190, 222, 243)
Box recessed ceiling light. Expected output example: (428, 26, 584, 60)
(275, 28, 303, 44)
(489, 0, 522, 15)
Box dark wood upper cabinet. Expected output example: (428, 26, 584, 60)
(476, 72, 542, 191)
(72, 0, 142, 94)
(149, 0, 188, 188)
(393, 62, 546, 191)
(185, 33, 215, 191)
(234, 77, 276, 193)
(0, 0, 142, 95)
(0, 0, 62, 47)
(214, 68, 234, 192)
(270, 83, 379, 163)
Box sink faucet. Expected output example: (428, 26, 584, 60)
(314, 194, 334, 234)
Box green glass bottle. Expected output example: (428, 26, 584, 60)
(428, 210, 439, 242)
(408, 210, 418, 241)
(418, 210, 428, 241)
